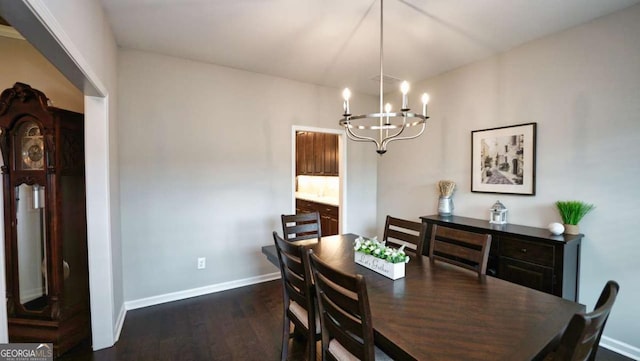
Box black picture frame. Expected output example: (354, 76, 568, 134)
(471, 122, 536, 195)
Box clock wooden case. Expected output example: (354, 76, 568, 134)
(0, 83, 90, 355)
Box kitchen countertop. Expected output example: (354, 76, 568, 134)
(295, 192, 339, 207)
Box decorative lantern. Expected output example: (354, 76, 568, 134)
(489, 200, 508, 224)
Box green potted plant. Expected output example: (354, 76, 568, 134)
(555, 200, 595, 235)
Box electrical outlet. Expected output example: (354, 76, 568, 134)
(197, 257, 206, 270)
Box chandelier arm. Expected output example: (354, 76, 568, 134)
(344, 112, 426, 121)
(381, 116, 408, 139)
(379, 123, 408, 149)
(378, 126, 404, 146)
(344, 113, 425, 129)
(344, 124, 383, 148)
(381, 122, 427, 148)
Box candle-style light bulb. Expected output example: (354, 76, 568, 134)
(421, 93, 430, 116)
(342, 88, 351, 115)
(343, 88, 351, 101)
(400, 81, 409, 110)
(400, 81, 410, 95)
(384, 103, 392, 125)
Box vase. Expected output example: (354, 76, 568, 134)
(438, 196, 454, 216)
(564, 224, 580, 235)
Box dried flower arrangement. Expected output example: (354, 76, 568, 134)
(438, 180, 456, 198)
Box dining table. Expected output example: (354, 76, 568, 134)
(261, 233, 585, 360)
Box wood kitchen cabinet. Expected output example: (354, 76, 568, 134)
(296, 132, 338, 176)
(420, 215, 582, 301)
(296, 198, 339, 236)
(323, 133, 339, 175)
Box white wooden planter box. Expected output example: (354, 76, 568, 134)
(354, 252, 405, 280)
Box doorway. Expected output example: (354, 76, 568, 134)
(0, 3, 116, 350)
(291, 126, 346, 236)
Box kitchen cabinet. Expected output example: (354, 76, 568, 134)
(420, 215, 582, 301)
(323, 133, 339, 175)
(296, 132, 338, 176)
(296, 198, 339, 236)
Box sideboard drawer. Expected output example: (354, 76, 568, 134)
(500, 237, 554, 267)
(499, 257, 554, 294)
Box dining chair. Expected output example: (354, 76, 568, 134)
(308, 250, 393, 361)
(272, 231, 320, 361)
(428, 224, 492, 277)
(546, 280, 620, 361)
(383, 215, 427, 256)
(282, 211, 322, 242)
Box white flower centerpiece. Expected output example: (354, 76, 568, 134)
(353, 236, 409, 280)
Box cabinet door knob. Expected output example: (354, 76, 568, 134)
(521, 248, 527, 253)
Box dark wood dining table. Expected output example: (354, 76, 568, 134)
(262, 234, 585, 360)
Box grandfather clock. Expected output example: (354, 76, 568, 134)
(0, 83, 90, 355)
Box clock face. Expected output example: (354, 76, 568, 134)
(18, 122, 45, 171)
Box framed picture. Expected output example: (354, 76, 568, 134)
(471, 123, 536, 195)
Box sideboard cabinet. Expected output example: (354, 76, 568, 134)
(420, 215, 582, 301)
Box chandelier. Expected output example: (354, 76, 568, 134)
(340, 0, 430, 155)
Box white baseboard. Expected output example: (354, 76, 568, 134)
(601, 336, 640, 360)
(113, 304, 127, 342)
(124, 272, 281, 311)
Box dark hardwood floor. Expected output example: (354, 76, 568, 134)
(57, 280, 632, 361)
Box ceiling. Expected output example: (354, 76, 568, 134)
(100, 0, 639, 95)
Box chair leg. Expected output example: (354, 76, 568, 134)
(307, 333, 316, 361)
(281, 315, 290, 361)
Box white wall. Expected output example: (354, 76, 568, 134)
(118, 49, 377, 303)
(378, 4, 640, 356)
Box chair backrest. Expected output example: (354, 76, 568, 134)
(383, 215, 427, 256)
(272, 231, 315, 330)
(281, 212, 322, 242)
(428, 224, 492, 277)
(553, 281, 620, 361)
(308, 250, 375, 361)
